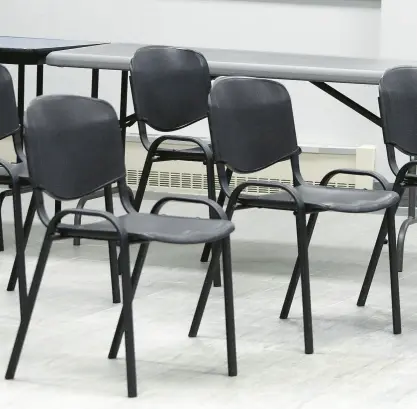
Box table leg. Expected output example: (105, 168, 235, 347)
(91, 69, 99, 98)
(120, 71, 128, 149)
(36, 65, 44, 96)
(17, 65, 25, 124)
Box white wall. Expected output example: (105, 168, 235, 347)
(2, 0, 386, 173)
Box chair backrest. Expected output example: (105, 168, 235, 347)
(0, 64, 20, 139)
(379, 66, 417, 156)
(130, 45, 211, 132)
(208, 77, 300, 173)
(24, 95, 125, 200)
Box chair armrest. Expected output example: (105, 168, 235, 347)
(396, 161, 417, 187)
(149, 135, 212, 160)
(230, 180, 304, 210)
(49, 208, 128, 242)
(0, 158, 21, 185)
(320, 168, 390, 190)
(151, 195, 228, 220)
(123, 113, 137, 128)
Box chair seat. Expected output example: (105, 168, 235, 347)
(239, 184, 400, 213)
(0, 161, 29, 185)
(59, 212, 234, 244)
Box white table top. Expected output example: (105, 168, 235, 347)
(46, 43, 417, 85)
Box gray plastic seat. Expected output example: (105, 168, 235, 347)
(61, 212, 234, 244)
(240, 184, 398, 213)
(5, 94, 237, 399)
(190, 76, 401, 358)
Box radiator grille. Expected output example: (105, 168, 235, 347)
(126, 169, 355, 193)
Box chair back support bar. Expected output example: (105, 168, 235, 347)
(0, 65, 20, 139)
(130, 46, 211, 132)
(208, 77, 300, 174)
(24, 95, 125, 200)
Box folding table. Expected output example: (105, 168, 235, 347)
(46, 43, 417, 266)
(0, 36, 103, 122)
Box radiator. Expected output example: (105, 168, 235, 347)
(0, 135, 375, 193)
(125, 134, 376, 194)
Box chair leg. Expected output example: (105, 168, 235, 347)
(280, 213, 319, 320)
(118, 242, 137, 398)
(295, 210, 313, 354)
(10, 183, 28, 317)
(397, 216, 417, 273)
(189, 243, 223, 337)
(104, 186, 120, 304)
(206, 158, 220, 287)
(212, 198, 236, 288)
(356, 213, 388, 307)
(0, 190, 9, 252)
(398, 185, 417, 272)
(72, 196, 89, 247)
(133, 152, 153, 212)
(7, 192, 36, 293)
(201, 168, 233, 263)
(5, 233, 53, 380)
(221, 237, 237, 376)
(108, 243, 150, 359)
(387, 206, 401, 335)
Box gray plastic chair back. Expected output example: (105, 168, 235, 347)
(379, 66, 417, 156)
(130, 46, 211, 132)
(0, 64, 20, 139)
(208, 77, 299, 173)
(24, 95, 125, 200)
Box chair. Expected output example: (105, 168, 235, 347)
(189, 76, 401, 355)
(357, 66, 417, 302)
(5, 94, 237, 398)
(0, 64, 36, 313)
(127, 46, 226, 263)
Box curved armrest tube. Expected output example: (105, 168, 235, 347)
(320, 168, 390, 190)
(395, 161, 417, 187)
(0, 158, 20, 185)
(49, 208, 128, 242)
(151, 195, 228, 220)
(123, 113, 137, 128)
(230, 180, 304, 210)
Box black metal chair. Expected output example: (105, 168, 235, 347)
(5, 94, 237, 398)
(0, 64, 36, 313)
(189, 76, 401, 355)
(127, 46, 226, 265)
(357, 66, 417, 304)
(129, 45, 214, 208)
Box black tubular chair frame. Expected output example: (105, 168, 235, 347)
(357, 66, 417, 301)
(376, 66, 417, 272)
(189, 76, 401, 355)
(5, 94, 236, 398)
(0, 64, 37, 314)
(128, 46, 219, 261)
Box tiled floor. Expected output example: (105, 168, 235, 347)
(1, 193, 417, 408)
